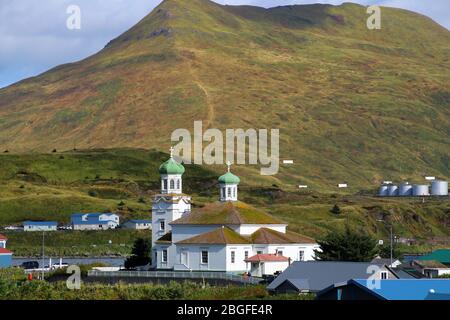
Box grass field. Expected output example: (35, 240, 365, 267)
(0, 149, 448, 257)
(0, 268, 312, 300)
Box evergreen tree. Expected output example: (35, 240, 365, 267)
(314, 228, 378, 262)
(124, 238, 151, 269)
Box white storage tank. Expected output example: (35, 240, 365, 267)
(413, 184, 430, 196)
(379, 185, 389, 196)
(431, 180, 448, 196)
(399, 183, 413, 196)
(387, 185, 398, 197)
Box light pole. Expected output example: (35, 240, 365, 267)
(42, 231, 45, 280)
(377, 219, 394, 266)
(389, 224, 393, 266)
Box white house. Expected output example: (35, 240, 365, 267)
(151, 153, 319, 275)
(23, 221, 58, 232)
(122, 220, 152, 230)
(71, 213, 119, 230)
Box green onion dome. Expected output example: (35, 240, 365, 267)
(218, 171, 240, 184)
(159, 157, 185, 175)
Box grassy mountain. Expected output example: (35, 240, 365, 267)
(0, 0, 449, 190)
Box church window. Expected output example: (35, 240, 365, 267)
(201, 250, 209, 264)
(299, 250, 304, 261)
(170, 179, 175, 189)
(231, 251, 235, 263)
(177, 179, 180, 189)
(162, 249, 168, 263)
(163, 179, 168, 190)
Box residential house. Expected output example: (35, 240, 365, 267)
(122, 220, 152, 230)
(151, 153, 319, 274)
(371, 257, 402, 268)
(411, 260, 450, 278)
(317, 279, 450, 300)
(71, 213, 119, 230)
(417, 249, 450, 267)
(267, 261, 398, 294)
(23, 221, 58, 232)
(0, 234, 13, 268)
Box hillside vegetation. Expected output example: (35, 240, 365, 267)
(0, 149, 448, 257)
(0, 0, 448, 190)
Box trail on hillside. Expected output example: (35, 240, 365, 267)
(187, 62, 215, 129)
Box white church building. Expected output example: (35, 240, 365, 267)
(151, 153, 319, 276)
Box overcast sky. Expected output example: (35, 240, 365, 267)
(0, 0, 449, 88)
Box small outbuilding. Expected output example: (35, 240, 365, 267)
(71, 213, 119, 230)
(245, 254, 290, 277)
(122, 220, 152, 230)
(23, 221, 58, 232)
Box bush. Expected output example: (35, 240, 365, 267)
(88, 190, 99, 197)
(330, 204, 341, 215)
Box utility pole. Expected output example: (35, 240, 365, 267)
(41, 231, 45, 280)
(390, 224, 393, 266)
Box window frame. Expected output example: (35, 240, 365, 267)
(201, 250, 209, 265)
(162, 249, 168, 263)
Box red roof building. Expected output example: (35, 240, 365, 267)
(0, 248, 12, 254)
(245, 254, 290, 263)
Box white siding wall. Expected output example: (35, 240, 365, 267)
(262, 261, 290, 275)
(266, 244, 319, 262)
(154, 244, 177, 269)
(151, 196, 191, 246)
(225, 245, 252, 273)
(173, 245, 227, 271)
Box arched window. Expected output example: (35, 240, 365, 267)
(163, 179, 168, 190)
(170, 180, 175, 189)
(177, 179, 180, 190)
(233, 187, 236, 198)
(222, 188, 226, 198)
(227, 187, 232, 197)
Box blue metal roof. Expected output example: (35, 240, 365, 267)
(71, 213, 118, 225)
(71, 213, 115, 218)
(23, 221, 58, 226)
(352, 279, 450, 300)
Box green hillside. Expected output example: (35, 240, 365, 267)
(0, 0, 449, 191)
(0, 149, 448, 257)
